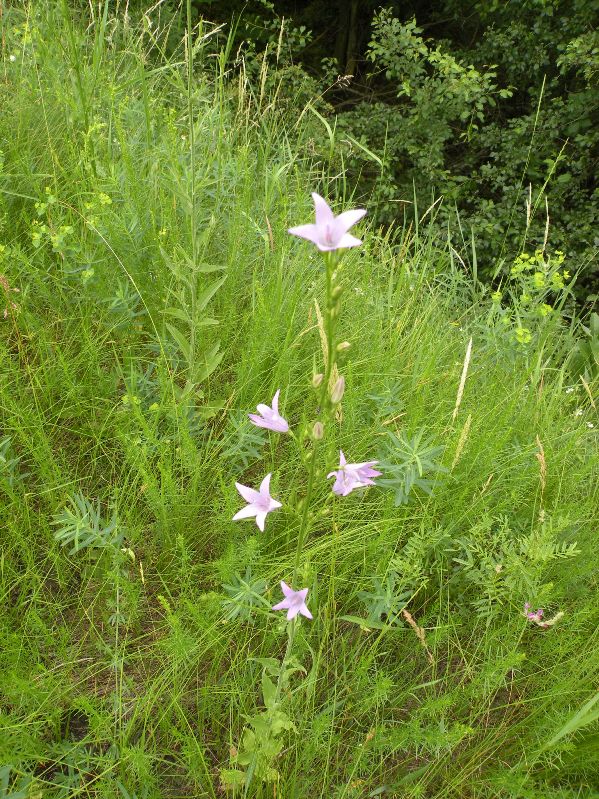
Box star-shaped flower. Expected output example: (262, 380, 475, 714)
(288, 193, 366, 251)
(272, 581, 313, 620)
(248, 389, 289, 433)
(327, 450, 381, 496)
(232, 473, 282, 531)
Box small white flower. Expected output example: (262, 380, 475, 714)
(565, 386, 575, 394)
(588, 422, 594, 429)
(9, 55, 16, 62)
(574, 408, 583, 417)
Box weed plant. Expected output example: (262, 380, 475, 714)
(0, 3, 597, 798)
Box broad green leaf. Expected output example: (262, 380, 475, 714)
(162, 306, 190, 323)
(219, 769, 245, 788)
(197, 342, 224, 382)
(166, 323, 192, 364)
(261, 671, 277, 710)
(196, 275, 227, 312)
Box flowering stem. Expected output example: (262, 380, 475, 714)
(273, 617, 297, 706)
(292, 252, 339, 580)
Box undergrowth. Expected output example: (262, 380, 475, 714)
(0, 3, 597, 798)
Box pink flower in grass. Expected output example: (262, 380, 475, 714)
(288, 193, 366, 252)
(524, 603, 544, 624)
(327, 450, 381, 496)
(249, 389, 289, 433)
(524, 603, 565, 629)
(233, 473, 282, 532)
(272, 581, 313, 620)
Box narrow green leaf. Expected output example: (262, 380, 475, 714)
(543, 692, 599, 751)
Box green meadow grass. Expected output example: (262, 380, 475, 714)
(0, 3, 597, 798)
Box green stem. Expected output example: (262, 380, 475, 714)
(273, 617, 297, 705)
(186, 0, 197, 383)
(292, 252, 339, 580)
(244, 620, 297, 797)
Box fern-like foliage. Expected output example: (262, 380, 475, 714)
(53, 492, 122, 554)
(377, 429, 447, 505)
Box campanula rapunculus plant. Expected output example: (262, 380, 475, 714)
(227, 193, 377, 789)
(286, 193, 378, 575)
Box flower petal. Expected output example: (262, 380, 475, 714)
(255, 511, 267, 532)
(335, 208, 366, 233)
(280, 581, 293, 597)
(248, 414, 270, 430)
(288, 223, 322, 246)
(312, 192, 335, 227)
(300, 603, 313, 620)
(336, 232, 362, 249)
(272, 389, 280, 414)
(273, 599, 290, 611)
(232, 505, 258, 521)
(259, 473, 272, 495)
(235, 482, 260, 503)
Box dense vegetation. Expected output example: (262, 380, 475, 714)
(181, 0, 599, 301)
(0, 3, 598, 798)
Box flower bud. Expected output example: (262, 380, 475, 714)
(312, 373, 324, 388)
(312, 421, 324, 440)
(336, 341, 351, 352)
(330, 376, 345, 405)
(332, 285, 343, 299)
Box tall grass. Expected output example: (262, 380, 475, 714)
(0, 3, 597, 798)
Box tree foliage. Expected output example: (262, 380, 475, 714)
(184, 0, 598, 300)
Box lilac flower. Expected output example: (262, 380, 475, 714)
(232, 473, 282, 531)
(272, 581, 313, 620)
(248, 389, 289, 433)
(524, 603, 544, 624)
(288, 193, 366, 251)
(524, 603, 565, 629)
(327, 450, 381, 496)
(524, 602, 564, 630)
